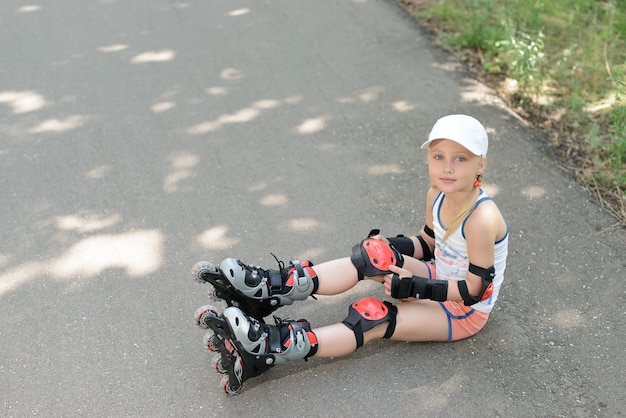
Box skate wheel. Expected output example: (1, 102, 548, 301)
(212, 353, 227, 374)
(202, 331, 218, 352)
(194, 304, 220, 328)
(220, 375, 243, 396)
(191, 261, 219, 282)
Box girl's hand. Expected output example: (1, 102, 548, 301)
(389, 264, 413, 278)
(384, 265, 413, 295)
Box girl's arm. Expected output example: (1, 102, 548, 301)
(385, 199, 506, 304)
(459, 200, 503, 298)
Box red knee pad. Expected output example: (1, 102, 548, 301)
(341, 297, 397, 348)
(350, 231, 404, 280)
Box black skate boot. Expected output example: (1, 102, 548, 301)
(194, 304, 317, 396)
(192, 257, 318, 320)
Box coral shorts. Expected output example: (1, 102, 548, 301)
(421, 260, 489, 342)
(439, 300, 489, 342)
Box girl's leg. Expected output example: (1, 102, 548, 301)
(312, 299, 448, 358)
(312, 254, 433, 296)
(312, 323, 359, 357)
(214, 240, 427, 309)
(312, 257, 359, 295)
(388, 300, 449, 342)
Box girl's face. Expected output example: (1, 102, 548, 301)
(427, 139, 486, 193)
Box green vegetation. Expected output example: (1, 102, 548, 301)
(402, 0, 626, 226)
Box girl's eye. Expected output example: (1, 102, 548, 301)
(433, 155, 443, 160)
(456, 156, 466, 162)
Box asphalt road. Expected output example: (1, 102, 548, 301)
(1, 0, 625, 417)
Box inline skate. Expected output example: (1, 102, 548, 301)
(194, 304, 317, 395)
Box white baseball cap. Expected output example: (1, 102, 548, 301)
(420, 114, 488, 156)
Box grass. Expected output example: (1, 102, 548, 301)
(400, 0, 626, 227)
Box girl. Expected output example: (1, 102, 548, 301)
(196, 114, 509, 391)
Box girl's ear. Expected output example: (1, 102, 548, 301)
(477, 157, 487, 175)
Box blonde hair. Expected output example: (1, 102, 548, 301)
(442, 173, 483, 242)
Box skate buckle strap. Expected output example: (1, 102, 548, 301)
(296, 334, 305, 351)
(268, 324, 283, 353)
(291, 321, 306, 351)
(293, 261, 308, 288)
(268, 260, 306, 292)
(269, 270, 283, 292)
